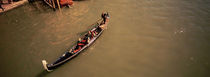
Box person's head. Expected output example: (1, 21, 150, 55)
(102, 12, 109, 18)
(105, 12, 109, 18)
(78, 38, 82, 42)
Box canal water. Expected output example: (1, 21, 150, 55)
(0, 0, 210, 77)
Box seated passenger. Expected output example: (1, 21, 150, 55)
(77, 38, 86, 46)
(81, 36, 89, 45)
(99, 24, 107, 30)
(88, 31, 97, 38)
(73, 35, 91, 53)
(73, 38, 84, 53)
(69, 49, 74, 54)
(95, 26, 102, 33)
(73, 46, 81, 53)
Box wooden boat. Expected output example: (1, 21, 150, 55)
(42, 13, 110, 72)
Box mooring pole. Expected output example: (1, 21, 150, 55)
(49, 0, 52, 5)
(56, 0, 61, 11)
(52, 0, 56, 10)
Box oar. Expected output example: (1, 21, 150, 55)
(79, 18, 103, 36)
(90, 18, 103, 27)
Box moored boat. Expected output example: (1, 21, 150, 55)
(42, 12, 110, 72)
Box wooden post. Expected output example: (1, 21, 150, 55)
(56, 0, 61, 11)
(49, 0, 51, 5)
(52, 0, 56, 10)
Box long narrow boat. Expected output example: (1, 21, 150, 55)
(42, 13, 110, 72)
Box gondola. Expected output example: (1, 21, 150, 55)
(42, 13, 110, 72)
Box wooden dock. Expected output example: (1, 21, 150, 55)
(0, 0, 28, 13)
(43, 0, 61, 11)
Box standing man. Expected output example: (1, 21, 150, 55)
(101, 12, 109, 24)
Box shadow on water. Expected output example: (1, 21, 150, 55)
(36, 70, 50, 77)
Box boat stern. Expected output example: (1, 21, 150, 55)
(42, 60, 52, 72)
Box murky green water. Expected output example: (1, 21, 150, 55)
(0, 0, 210, 77)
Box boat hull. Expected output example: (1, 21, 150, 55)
(42, 20, 107, 72)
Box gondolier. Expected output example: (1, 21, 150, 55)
(101, 12, 109, 24)
(42, 12, 110, 72)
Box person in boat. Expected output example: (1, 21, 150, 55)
(69, 49, 74, 54)
(101, 12, 109, 24)
(95, 22, 107, 32)
(73, 35, 90, 53)
(88, 31, 97, 39)
(95, 26, 102, 33)
(83, 35, 90, 44)
(95, 23, 105, 33)
(97, 12, 109, 31)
